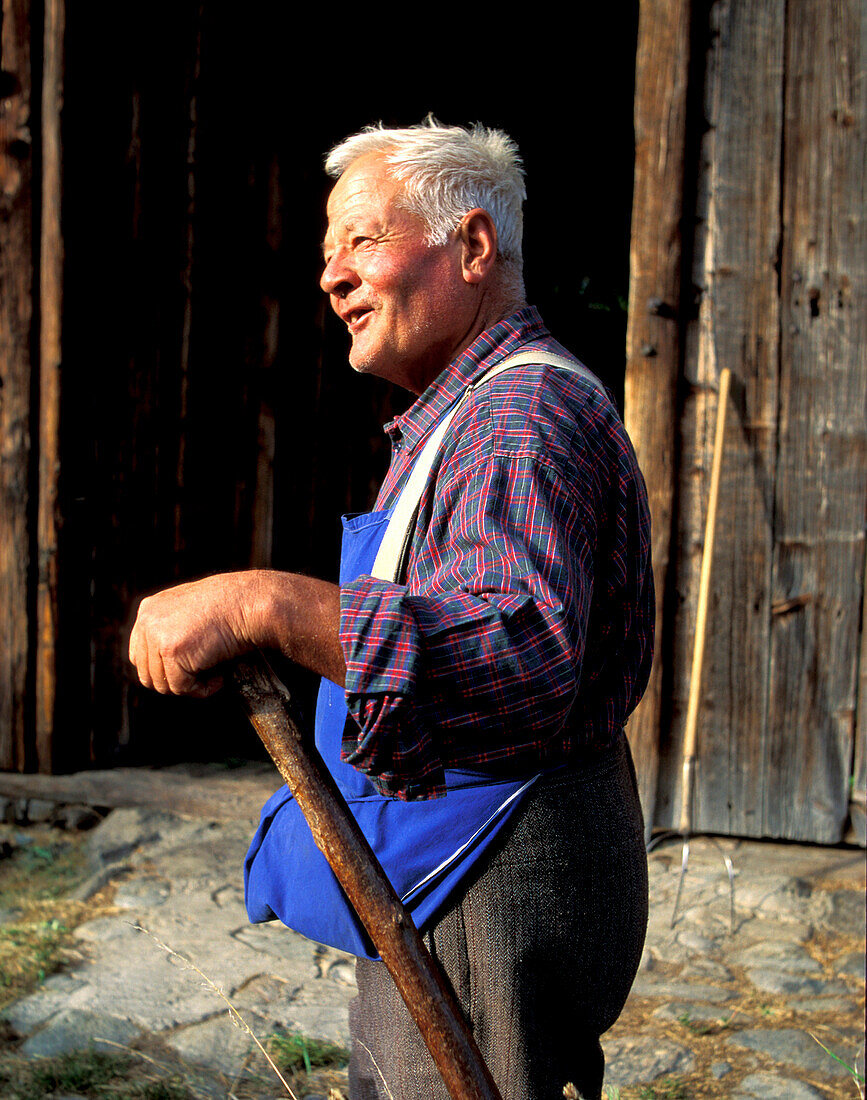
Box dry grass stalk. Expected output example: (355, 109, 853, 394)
(129, 922, 299, 1099)
(356, 1039, 395, 1100)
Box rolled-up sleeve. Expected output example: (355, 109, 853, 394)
(339, 448, 596, 800)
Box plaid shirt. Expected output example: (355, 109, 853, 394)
(339, 308, 654, 799)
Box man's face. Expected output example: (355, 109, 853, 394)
(320, 153, 470, 395)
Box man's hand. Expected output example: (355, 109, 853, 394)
(129, 570, 345, 697)
(129, 572, 270, 697)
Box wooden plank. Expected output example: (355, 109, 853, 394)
(0, 0, 33, 772)
(768, 0, 867, 841)
(173, 8, 201, 562)
(249, 152, 280, 569)
(35, 0, 64, 774)
(0, 766, 281, 825)
(657, 0, 786, 834)
(851, 549, 867, 845)
(624, 0, 693, 832)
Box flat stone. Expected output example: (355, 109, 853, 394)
(726, 1028, 850, 1077)
(676, 930, 717, 953)
(26, 798, 56, 823)
(279, 1003, 353, 1046)
(163, 1012, 262, 1077)
(601, 1035, 695, 1087)
(644, 938, 695, 965)
(3, 973, 86, 1035)
(86, 807, 181, 869)
(732, 916, 814, 943)
(69, 863, 134, 902)
(232, 924, 320, 979)
(730, 941, 821, 971)
(735, 875, 811, 904)
(731, 1071, 825, 1098)
(744, 968, 847, 996)
(113, 877, 171, 909)
(630, 978, 735, 1002)
(74, 916, 140, 942)
(326, 961, 356, 986)
(835, 950, 866, 979)
(822, 890, 866, 937)
(19, 1007, 141, 1058)
(651, 1002, 740, 1027)
(678, 958, 733, 981)
(710, 1061, 732, 1078)
(213, 884, 245, 908)
(787, 997, 859, 1014)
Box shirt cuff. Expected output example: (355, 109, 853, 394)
(339, 575, 446, 799)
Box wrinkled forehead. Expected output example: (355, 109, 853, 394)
(323, 154, 414, 242)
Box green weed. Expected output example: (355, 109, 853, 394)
(676, 1010, 733, 1036)
(809, 1033, 865, 1086)
(638, 1077, 689, 1099)
(266, 1030, 349, 1074)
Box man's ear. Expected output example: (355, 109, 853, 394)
(459, 209, 498, 285)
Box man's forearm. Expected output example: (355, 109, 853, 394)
(256, 572, 345, 687)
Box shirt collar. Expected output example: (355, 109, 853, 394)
(384, 306, 551, 452)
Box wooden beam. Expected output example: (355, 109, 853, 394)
(0, 0, 34, 772)
(624, 0, 693, 833)
(35, 0, 64, 773)
(768, 0, 866, 841)
(0, 766, 281, 825)
(660, 0, 786, 836)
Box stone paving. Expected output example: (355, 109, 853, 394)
(1, 800, 864, 1098)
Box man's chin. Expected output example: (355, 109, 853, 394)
(349, 345, 387, 379)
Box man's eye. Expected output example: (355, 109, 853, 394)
(352, 236, 373, 248)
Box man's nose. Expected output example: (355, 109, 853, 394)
(320, 252, 359, 299)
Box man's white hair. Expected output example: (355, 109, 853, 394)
(324, 117, 526, 269)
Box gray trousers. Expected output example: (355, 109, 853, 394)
(348, 734, 648, 1100)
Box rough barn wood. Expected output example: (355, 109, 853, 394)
(0, 3, 863, 847)
(625, 0, 865, 844)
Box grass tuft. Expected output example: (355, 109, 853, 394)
(0, 826, 110, 1011)
(637, 1078, 690, 1099)
(266, 1031, 349, 1074)
(0, 1049, 194, 1099)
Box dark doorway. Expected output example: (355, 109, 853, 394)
(59, 7, 640, 767)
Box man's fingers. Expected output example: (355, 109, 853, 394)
(143, 648, 170, 694)
(183, 669, 225, 698)
(162, 655, 211, 697)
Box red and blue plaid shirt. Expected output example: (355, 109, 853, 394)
(339, 308, 654, 799)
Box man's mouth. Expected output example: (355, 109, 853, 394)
(346, 307, 373, 333)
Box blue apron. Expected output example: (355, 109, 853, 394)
(243, 506, 540, 960)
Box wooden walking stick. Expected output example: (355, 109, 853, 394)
(233, 652, 503, 1100)
(670, 368, 735, 928)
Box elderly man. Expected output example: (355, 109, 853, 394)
(130, 118, 653, 1100)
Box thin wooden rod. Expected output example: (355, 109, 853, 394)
(679, 367, 731, 833)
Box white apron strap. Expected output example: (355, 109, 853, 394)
(370, 349, 602, 582)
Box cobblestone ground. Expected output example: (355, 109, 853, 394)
(601, 835, 865, 1098)
(1, 804, 863, 1098)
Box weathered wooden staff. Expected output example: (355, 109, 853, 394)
(233, 652, 503, 1100)
(671, 367, 735, 928)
